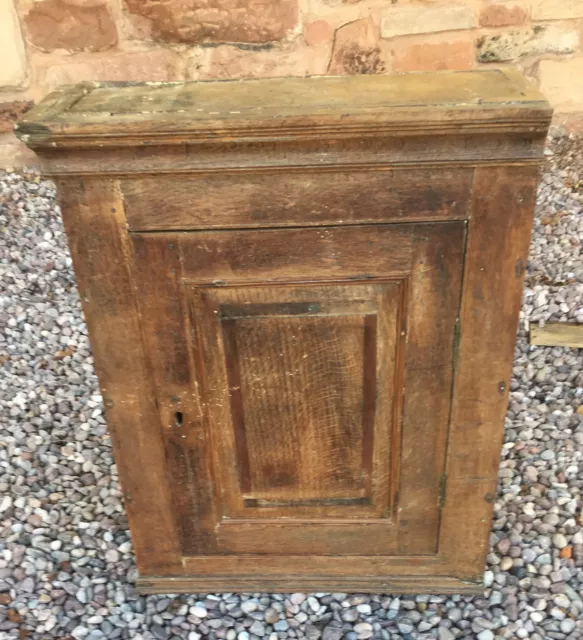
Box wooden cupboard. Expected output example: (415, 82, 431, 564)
(17, 69, 551, 594)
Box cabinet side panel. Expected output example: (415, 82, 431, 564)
(439, 165, 540, 578)
(55, 178, 182, 574)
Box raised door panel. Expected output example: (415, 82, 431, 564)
(193, 282, 402, 515)
(130, 223, 464, 561)
(187, 282, 404, 556)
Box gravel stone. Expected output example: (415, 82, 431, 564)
(322, 627, 343, 640)
(244, 600, 261, 614)
(104, 549, 119, 563)
(447, 607, 462, 622)
(397, 618, 414, 633)
(553, 533, 568, 549)
(307, 596, 320, 612)
(249, 620, 265, 636)
(342, 608, 359, 622)
(290, 593, 306, 605)
(560, 618, 576, 633)
(273, 620, 288, 631)
(353, 622, 373, 639)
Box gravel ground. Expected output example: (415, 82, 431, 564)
(0, 132, 582, 640)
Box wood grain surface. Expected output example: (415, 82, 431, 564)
(128, 222, 465, 560)
(19, 71, 550, 592)
(439, 165, 542, 580)
(56, 178, 183, 575)
(122, 168, 472, 230)
(17, 69, 551, 150)
(530, 322, 583, 348)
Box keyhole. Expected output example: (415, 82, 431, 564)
(174, 411, 183, 428)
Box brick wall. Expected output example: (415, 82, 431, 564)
(2, 0, 583, 166)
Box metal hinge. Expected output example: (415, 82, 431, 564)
(452, 318, 461, 370)
(438, 473, 447, 510)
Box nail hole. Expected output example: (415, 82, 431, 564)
(175, 411, 183, 427)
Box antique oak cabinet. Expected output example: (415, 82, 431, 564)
(17, 69, 551, 594)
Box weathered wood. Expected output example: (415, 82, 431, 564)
(530, 322, 583, 348)
(26, 134, 546, 177)
(15, 70, 550, 177)
(439, 165, 541, 580)
(16, 69, 551, 149)
(55, 178, 182, 575)
(187, 280, 403, 554)
(18, 71, 550, 593)
(137, 574, 482, 595)
(122, 168, 472, 230)
(126, 223, 463, 560)
(176, 225, 413, 283)
(182, 553, 447, 575)
(129, 235, 218, 554)
(398, 223, 465, 555)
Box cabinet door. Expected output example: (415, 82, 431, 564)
(130, 223, 464, 562)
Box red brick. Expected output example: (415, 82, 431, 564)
(328, 18, 387, 75)
(0, 101, 34, 134)
(42, 50, 183, 90)
(204, 43, 330, 79)
(479, 5, 527, 27)
(24, 0, 116, 53)
(124, 0, 298, 44)
(394, 40, 474, 73)
(0, 132, 38, 168)
(304, 20, 334, 46)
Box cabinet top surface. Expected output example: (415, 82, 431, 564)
(17, 69, 550, 148)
